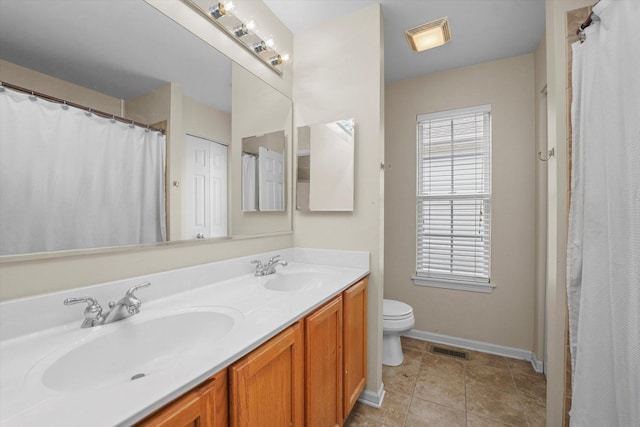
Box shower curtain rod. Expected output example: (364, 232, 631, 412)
(0, 81, 165, 134)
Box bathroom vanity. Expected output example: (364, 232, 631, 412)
(0, 248, 369, 426)
(138, 277, 367, 426)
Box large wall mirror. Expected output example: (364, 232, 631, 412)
(0, 0, 292, 257)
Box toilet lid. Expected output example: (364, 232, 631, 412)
(383, 299, 413, 319)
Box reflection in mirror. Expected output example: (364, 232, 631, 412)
(242, 131, 286, 212)
(0, 0, 292, 257)
(0, 86, 167, 256)
(183, 135, 228, 240)
(297, 119, 355, 212)
(231, 64, 291, 236)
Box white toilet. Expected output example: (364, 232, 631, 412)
(382, 299, 415, 366)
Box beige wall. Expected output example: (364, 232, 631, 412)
(533, 33, 548, 363)
(0, 1, 294, 302)
(293, 4, 385, 400)
(544, 0, 593, 425)
(385, 54, 536, 351)
(0, 60, 121, 115)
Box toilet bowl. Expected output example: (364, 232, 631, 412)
(382, 299, 415, 366)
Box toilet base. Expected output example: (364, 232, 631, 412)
(382, 333, 404, 366)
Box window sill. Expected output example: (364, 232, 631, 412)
(412, 276, 495, 293)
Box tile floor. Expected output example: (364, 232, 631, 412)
(344, 337, 546, 427)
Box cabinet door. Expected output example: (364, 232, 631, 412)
(343, 277, 368, 419)
(230, 322, 304, 427)
(136, 368, 228, 427)
(305, 296, 343, 427)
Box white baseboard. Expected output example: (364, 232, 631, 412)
(357, 383, 386, 408)
(404, 329, 544, 374)
(530, 352, 544, 373)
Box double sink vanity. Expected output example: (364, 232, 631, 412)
(0, 248, 369, 426)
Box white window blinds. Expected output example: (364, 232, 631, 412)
(416, 105, 491, 285)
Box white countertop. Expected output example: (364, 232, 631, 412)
(0, 248, 369, 426)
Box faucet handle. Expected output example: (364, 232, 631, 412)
(267, 255, 281, 264)
(64, 296, 101, 309)
(64, 297, 103, 327)
(251, 259, 264, 267)
(124, 282, 150, 314)
(125, 281, 151, 298)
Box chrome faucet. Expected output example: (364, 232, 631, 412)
(64, 282, 150, 328)
(251, 255, 288, 276)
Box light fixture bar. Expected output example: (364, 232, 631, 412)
(181, 0, 287, 76)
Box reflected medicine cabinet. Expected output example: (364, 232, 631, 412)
(297, 119, 355, 212)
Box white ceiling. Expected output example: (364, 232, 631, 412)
(0, 0, 233, 112)
(264, 0, 546, 82)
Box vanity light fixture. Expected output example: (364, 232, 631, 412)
(405, 16, 451, 52)
(181, 0, 289, 75)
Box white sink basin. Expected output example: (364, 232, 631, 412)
(31, 307, 241, 393)
(262, 271, 335, 292)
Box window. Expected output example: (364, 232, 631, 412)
(413, 105, 493, 293)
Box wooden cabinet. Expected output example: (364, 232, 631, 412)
(342, 277, 368, 419)
(135, 368, 228, 427)
(230, 322, 304, 427)
(305, 277, 369, 425)
(305, 296, 343, 427)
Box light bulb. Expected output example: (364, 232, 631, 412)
(269, 55, 282, 66)
(233, 24, 248, 37)
(209, 2, 226, 19)
(252, 41, 267, 53)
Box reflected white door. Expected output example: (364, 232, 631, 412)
(184, 134, 227, 239)
(258, 146, 284, 211)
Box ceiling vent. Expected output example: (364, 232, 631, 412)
(405, 17, 452, 52)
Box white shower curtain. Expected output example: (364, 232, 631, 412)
(242, 153, 257, 211)
(567, 0, 640, 425)
(0, 87, 166, 255)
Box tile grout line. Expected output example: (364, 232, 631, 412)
(508, 360, 531, 427)
(464, 362, 469, 427)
